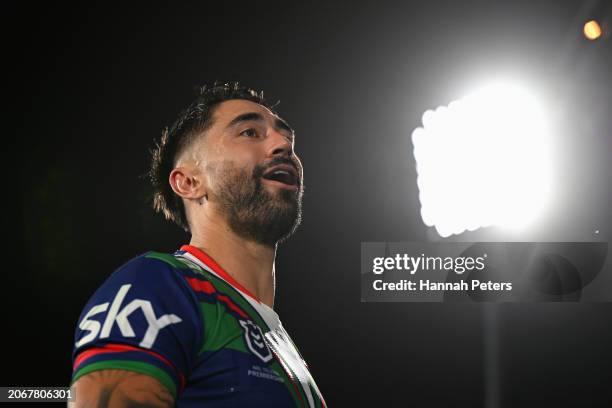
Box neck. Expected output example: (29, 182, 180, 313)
(189, 213, 277, 308)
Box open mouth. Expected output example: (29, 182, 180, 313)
(262, 164, 299, 188)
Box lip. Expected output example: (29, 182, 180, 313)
(262, 164, 298, 181)
(261, 163, 300, 188)
(262, 178, 300, 190)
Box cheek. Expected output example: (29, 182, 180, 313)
(223, 138, 264, 162)
(230, 146, 265, 175)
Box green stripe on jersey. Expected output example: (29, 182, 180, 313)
(145, 252, 190, 270)
(72, 360, 177, 398)
(192, 267, 270, 330)
(199, 302, 247, 353)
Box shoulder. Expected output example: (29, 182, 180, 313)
(112, 251, 184, 279)
(74, 250, 207, 353)
(100, 250, 209, 290)
(77, 250, 206, 329)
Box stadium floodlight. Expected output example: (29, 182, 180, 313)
(583, 19, 603, 40)
(411, 81, 553, 238)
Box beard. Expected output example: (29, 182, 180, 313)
(211, 158, 303, 247)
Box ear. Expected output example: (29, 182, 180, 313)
(169, 166, 207, 201)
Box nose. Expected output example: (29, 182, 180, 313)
(267, 128, 294, 158)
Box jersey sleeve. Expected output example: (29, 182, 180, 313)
(71, 253, 203, 398)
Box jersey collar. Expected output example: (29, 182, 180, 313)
(180, 244, 261, 303)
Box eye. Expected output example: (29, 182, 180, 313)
(240, 128, 258, 138)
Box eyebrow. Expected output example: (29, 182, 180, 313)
(226, 112, 294, 135)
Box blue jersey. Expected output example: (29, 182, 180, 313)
(72, 245, 326, 407)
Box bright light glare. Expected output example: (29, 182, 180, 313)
(412, 81, 553, 238)
(583, 20, 602, 40)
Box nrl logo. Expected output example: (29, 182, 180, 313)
(239, 320, 273, 363)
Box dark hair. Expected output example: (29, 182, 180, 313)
(149, 82, 274, 232)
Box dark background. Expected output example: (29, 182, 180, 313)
(5, 1, 612, 407)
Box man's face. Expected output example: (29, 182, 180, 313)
(196, 99, 304, 246)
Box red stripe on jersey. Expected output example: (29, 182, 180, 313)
(185, 277, 216, 294)
(217, 294, 249, 319)
(181, 245, 260, 302)
(185, 276, 249, 319)
(73, 343, 185, 391)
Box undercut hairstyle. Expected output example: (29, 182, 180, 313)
(149, 82, 275, 232)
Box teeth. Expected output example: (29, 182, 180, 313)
(264, 168, 296, 185)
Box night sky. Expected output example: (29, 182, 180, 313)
(6, 1, 612, 407)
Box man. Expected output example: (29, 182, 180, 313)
(70, 83, 326, 407)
